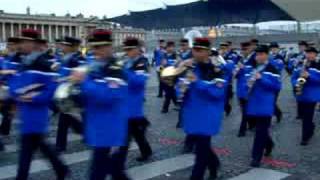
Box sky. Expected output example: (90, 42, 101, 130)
(1, 0, 313, 29)
(0, 0, 197, 18)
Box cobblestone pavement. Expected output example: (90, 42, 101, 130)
(0, 70, 319, 180)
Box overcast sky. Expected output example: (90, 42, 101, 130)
(1, 0, 309, 29)
(0, 0, 198, 18)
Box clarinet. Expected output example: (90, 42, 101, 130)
(247, 66, 265, 94)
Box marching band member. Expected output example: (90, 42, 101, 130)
(291, 47, 320, 146)
(154, 39, 166, 98)
(287, 41, 308, 75)
(288, 41, 309, 120)
(161, 41, 179, 113)
(8, 29, 69, 180)
(219, 41, 240, 64)
(55, 36, 85, 152)
(70, 29, 130, 180)
(269, 42, 284, 123)
(0, 37, 21, 136)
(246, 45, 281, 167)
(219, 42, 237, 116)
(178, 38, 192, 61)
(54, 39, 64, 60)
(117, 37, 153, 168)
(181, 38, 224, 180)
(236, 42, 256, 137)
(250, 39, 259, 50)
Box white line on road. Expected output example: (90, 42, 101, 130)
(128, 154, 195, 180)
(228, 168, 290, 180)
(4, 134, 82, 153)
(0, 144, 138, 179)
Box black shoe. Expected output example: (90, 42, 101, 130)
(173, 106, 180, 111)
(55, 146, 66, 153)
(208, 171, 217, 180)
(161, 109, 168, 114)
(276, 113, 283, 123)
(157, 95, 163, 98)
(57, 165, 70, 180)
(0, 142, 4, 151)
(225, 105, 232, 116)
(300, 140, 309, 146)
(264, 144, 274, 157)
(237, 132, 246, 137)
(136, 154, 152, 162)
(182, 146, 193, 153)
(250, 160, 261, 167)
(296, 116, 302, 120)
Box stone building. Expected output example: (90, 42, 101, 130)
(0, 10, 146, 48)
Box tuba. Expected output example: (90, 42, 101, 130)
(161, 59, 195, 101)
(160, 59, 193, 86)
(54, 66, 88, 115)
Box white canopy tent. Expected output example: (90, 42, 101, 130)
(272, 0, 320, 22)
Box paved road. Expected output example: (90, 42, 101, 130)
(0, 69, 319, 180)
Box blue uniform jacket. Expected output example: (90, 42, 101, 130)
(182, 62, 226, 136)
(179, 50, 192, 60)
(80, 57, 129, 147)
(1, 53, 23, 71)
(124, 56, 149, 119)
(246, 63, 281, 116)
(223, 60, 235, 84)
(291, 61, 320, 102)
(81, 76, 129, 147)
(270, 54, 285, 72)
(235, 53, 256, 99)
(58, 52, 86, 77)
(287, 52, 305, 74)
(154, 47, 165, 67)
(224, 51, 240, 64)
(8, 70, 58, 134)
(163, 53, 177, 67)
(235, 65, 253, 99)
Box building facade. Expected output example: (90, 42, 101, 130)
(0, 10, 146, 48)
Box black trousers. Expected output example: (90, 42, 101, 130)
(251, 116, 274, 162)
(0, 99, 14, 135)
(238, 98, 256, 134)
(16, 134, 67, 180)
(162, 84, 177, 111)
(56, 113, 83, 151)
(90, 148, 130, 180)
(224, 84, 233, 115)
(184, 134, 196, 151)
(274, 92, 282, 119)
(118, 118, 152, 167)
(190, 135, 220, 180)
(297, 101, 304, 119)
(0, 137, 4, 151)
(157, 72, 164, 97)
(298, 101, 317, 142)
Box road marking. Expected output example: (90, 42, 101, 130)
(4, 134, 82, 153)
(128, 154, 194, 180)
(0, 144, 138, 179)
(228, 168, 290, 180)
